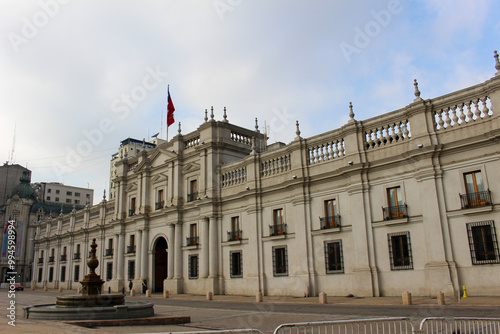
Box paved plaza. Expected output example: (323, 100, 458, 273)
(1, 289, 499, 334)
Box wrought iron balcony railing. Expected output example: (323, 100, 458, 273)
(48, 256, 55, 263)
(73, 253, 81, 260)
(38, 258, 44, 264)
(383, 204, 408, 220)
(227, 230, 243, 241)
(105, 249, 113, 256)
(155, 201, 165, 210)
(187, 192, 199, 202)
(129, 208, 136, 217)
(126, 245, 136, 254)
(269, 224, 287, 236)
(320, 215, 341, 229)
(186, 236, 199, 246)
(60, 254, 67, 262)
(460, 190, 491, 209)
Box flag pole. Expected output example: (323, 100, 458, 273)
(166, 85, 169, 142)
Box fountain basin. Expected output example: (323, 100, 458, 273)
(24, 301, 154, 320)
(56, 293, 125, 308)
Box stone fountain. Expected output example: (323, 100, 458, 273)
(24, 239, 154, 320)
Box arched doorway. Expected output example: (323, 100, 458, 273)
(154, 237, 168, 292)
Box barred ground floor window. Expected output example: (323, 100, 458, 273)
(74, 265, 80, 282)
(324, 240, 344, 274)
(37, 268, 42, 283)
(273, 246, 288, 276)
(128, 260, 135, 281)
(467, 220, 500, 264)
(388, 231, 413, 270)
(189, 254, 198, 279)
(60, 266, 66, 282)
(230, 251, 242, 278)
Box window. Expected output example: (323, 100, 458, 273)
(55, 197, 59, 202)
(156, 189, 164, 210)
(270, 209, 286, 235)
(462, 171, 490, 208)
(467, 221, 500, 265)
(272, 246, 288, 276)
(47, 196, 51, 201)
(127, 235, 136, 253)
(188, 180, 198, 202)
(37, 268, 42, 283)
(47, 188, 51, 193)
(106, 262, 113, 281)
(230, 251, 243, 278)
(229, 217, 241, 241)
(75, 200, 80, 204)
(325, 240, 344, 274)
(187, 224, 198, 246)
(322, 199, 339, 228)
(388, 232, 413, 270)
(66, 199, 71, 203)
(75, 192, 80, 197)
(129, 197, 136, 216)
(74, 265, 80, 282)
(386, 186, 405, 219)
(128, 260, 135, 281)
(61, 266, 66, 282)
(188, 255, 199, 279)
(56, 190, 60, 194)
(74, 244, 81, 260)
(106, 238, 114, 256)
(49, 267, 54, 282)
(67, 191, 72, 196)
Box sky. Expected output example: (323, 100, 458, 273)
(1, 0, 499, 205)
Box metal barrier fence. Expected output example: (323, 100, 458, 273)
(149, 318, 500, 334)
(419, 317, 500, 333)
(274, 318, 415, 334)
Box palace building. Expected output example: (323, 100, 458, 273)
(30, 56, 500, 297)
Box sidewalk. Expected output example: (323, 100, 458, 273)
(2, 289, 499, 334)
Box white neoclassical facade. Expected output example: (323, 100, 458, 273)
(31, 57, 500, 297)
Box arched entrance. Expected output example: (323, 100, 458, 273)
(154, 237, 168, 292)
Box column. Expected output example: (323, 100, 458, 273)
(174, 223, 183, 278)
(208, 217, 218, 278)
(135, 230, 142, 280)
(116, 233, 125, 280)
(167, 224, 175, 279)
(199, 218, 209, 278)
(141, 229, 148, 279)
(112, 235, 118, 279)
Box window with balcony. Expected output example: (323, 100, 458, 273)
(467, 221, 500, 265)
(461, 171, 491, 209)
(106, 238, 114, 256)
(321, 199, 340, 229)
(129, 197, 136, 216)
(187, 180, 198, 202)
(49, 249, 55, 263)
(270, 209, 286, 236)
(388, 232, 413, 270)
(127, 235, 136, 253)
(228, 216, 242, 241)
(74, 244, 81, 260)
(230, 251, 243, 278)
(155, 189, 165, 210)
(324, 240, 344, 274)
(273, 246, 288, 276)
(384, 186, 407, 220)
(188, 255, 199, 279)
(187, 223, 198, 246)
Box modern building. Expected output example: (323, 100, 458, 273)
(31, 56, 500, 297)
(33, 182, 94, 207)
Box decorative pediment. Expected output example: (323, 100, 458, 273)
(126, 182, 138, 192)
(151, 173, 168, 183)
(182, 162, 201, 174)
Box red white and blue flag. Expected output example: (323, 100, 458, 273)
(167, 87, 175, 127)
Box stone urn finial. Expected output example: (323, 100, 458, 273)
(88, 238, 99, 275)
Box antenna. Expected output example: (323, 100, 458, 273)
(8, 123, 16, 164)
